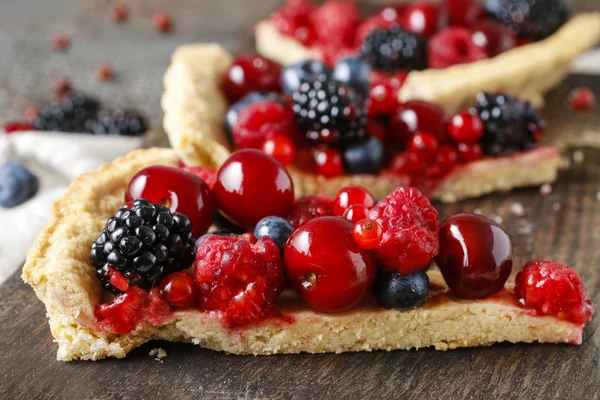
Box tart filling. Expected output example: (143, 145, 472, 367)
(22, 148, 594, 361)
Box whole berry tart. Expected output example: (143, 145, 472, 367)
(255, 0, 600, 112)
(23, 147, 594, 361)
(163, 44, 560, 202)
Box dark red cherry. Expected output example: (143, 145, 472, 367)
(222, 54, 282, 103)
(471, 19, 516, 57)
(284, 216, 376, 313)
(402, 3, 448, 38)
(213, 149, 294, 229)
(389, 100, 448, 148)
(126, 166, 215, 238)
(435, 213, 512, 299)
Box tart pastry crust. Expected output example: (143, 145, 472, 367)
(161, 44, 560, 202)
(22, 148, 583, 361)
(255, 13, 600, 113)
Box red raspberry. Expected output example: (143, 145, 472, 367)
(310, 1, 361, 48)
(194, 234, 285, 327)
(428, 27, 488, 69)
(368, 187, 439, 274)
(232, 101, 297, 150)
(270, 0, 318, 46)
(286, 193, 334, 228)
(515, 260, 594, 324)
(182, 165, 217, 189)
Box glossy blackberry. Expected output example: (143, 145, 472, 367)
(360, 26, 428, 73)
(471, 92, 545, 156)
(34, 93, 100, 132)
(85, 109, 148, 136)
(292, 75, 366, 146)
(90, 199, 196, 294)
(485, 0, 570, 40)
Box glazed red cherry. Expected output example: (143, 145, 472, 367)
(343, 204, 370, 223)
(471, 19, 516, 57)
(284, 216, 376, 313)
(159, 271, 198, 308)
(402, 3, 448, 38)
(569, 87, 596, 111)
(213, 149, 294, 229)
(408, 132, 440, 161)
(314, 147, 343, 178)
(389, 100, 448, 148)
(126, 166, 215, 238)
(442, 0, 483, 27)
(353, 219, 383, 250)
(448, 112, 484, 144)
(435, 213, 513, 299)
(222, 54, 282, 103)
(333, 186, 375, 217)
(262, 136, 296, 166)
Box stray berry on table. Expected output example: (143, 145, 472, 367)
(51, 34, 70, 52)
(97, 63, 115, 81)
(53, 77, 72, 99)
(153, 12, 172, 33)
(111, 3, 128, 22)
(0, 161, 40, 208)
(569, 87, 595, 111)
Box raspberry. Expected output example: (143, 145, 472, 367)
(368, 187, 439, 274)
(515, 260, 594, 324)
(232, 101, 298, 150)
(183, 166, 217, 189)
(194, 234, 285, 327)
(286, 193, 334, 228)
(310, 1, 361, 48)
(428, 27, 487, 69)
(270, 0, 318, 46)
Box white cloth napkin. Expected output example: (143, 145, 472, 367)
(0, 131, 142, 284)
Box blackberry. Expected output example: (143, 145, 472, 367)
(90, 199, 196, 294)
(292, 75, 366, 146)
(85, 109, 148, 136)
(34, 93, 100, 132)
(485, 0, 570, 40)
(360, 26, 428, 73)
(471, 92, 545, 156)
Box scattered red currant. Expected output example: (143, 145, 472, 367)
(435, 145, 459, 170)
(51, 34, 70, 52)
(53, 77, 72, 99)
(153, 12, 172, 33)
(343, 204, 370, 223)
(333, 186, 375, 217)
(97, 63, 114, 81)
(457, 142, 483, 162)
(262, 136, 296, 166)
(159, 271, 198, 308)
(448, 112, 484, 144)
(314, 147, 343, 178)
(569, 87, 595, 111)
(402, 3, 448, 38)
(353, 219, 383, 250)
(408, 131, 440, 161)
(111, 3, 128, 22)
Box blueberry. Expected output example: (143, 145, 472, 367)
(332, 56, 371, 93)
(253, 216, 294, 253)
(225, 92, 283, 143)
(0, 161, 39, 208)
(373, 269, 430, 310)
(214, 211, 247, 234)
(281, 60, 332, 95)
(342, 136, 385, 175)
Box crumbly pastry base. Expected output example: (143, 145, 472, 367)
(255, 13, 600, 113)
(22, 148, 583, 361)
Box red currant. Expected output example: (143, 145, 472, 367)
(223, 54, 282, 103)
(343, 204, 370, 223)
(213, 149, 295, 229)
(262, 136, 296, 166)
(442, 0, 483, 27)
(389, 100, 448, 148)
(153, 12, 172, 33)
(314, 147, 343, 178)
(434, 145, 459, 170)
(159, 271, 198, 308)
(448, 112, 484, 144)
(471, 19, 516, 57)
(97, 63, 114, 81)
(406, 150, 429, 174)
(436, 213, 512, 299)
(408, 132, 440, 161)
(333, 186, 375, 217)
(284, 216, 376, 313)
(569, 87, 595, 111)
(126, 166, 216, 238)
(353, 219, 383, 250)
(51, 34, 70, 52)
(457, 142, 483, 162)
(111, 3, 128, 22)
(402, 3, 448, 38)
(367, 71, 408, 116)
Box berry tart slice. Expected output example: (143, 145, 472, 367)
(256, 0, 600, 112)
(163, 44, 560, 202)
(23, 148, 594, 361)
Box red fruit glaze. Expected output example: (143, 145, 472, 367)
(95, 287, 171, 334)
(159, 271, 198, 308)
(284, 216, 376, 313)
(343, 204, 370, 224)
(436, 213, 512, 299)
(111, 3, 128, 22)
(402, 3, 448, 38)
(108, 266, 129, 292)
(262, 136, 297, 166)
(2, 121, 34, 134)
(223, 55, 282, 103)
(368, 187, 439, 274)
(333, 186, 375, 217)
(314, 147, 343, 177)
(310, 0, 361, 47)
(428, 27, 488, 69)
(515, 260, 594, 324)
(353, 219, 383, 250)
(286, 193, 334, 228)
(213, 149, 294, 229)
(195, 234, 284, 327)
(442, 0, 483, 27)
(153, 12, 172, 33)
(389, 100, 447, 148)
(448, 112, 484, 144)
(457, 142, 483, 162)
(51, 34, 70, 52)
(408, 132, 440, 162)
(233, 101, 297, 150)
(471, 19, 516, 57)
(569, 87, 596, 111)
(126, 166, 216, 237)
(182, 165, 217, 189)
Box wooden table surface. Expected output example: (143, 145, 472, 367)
(1, 1, 599, 399)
